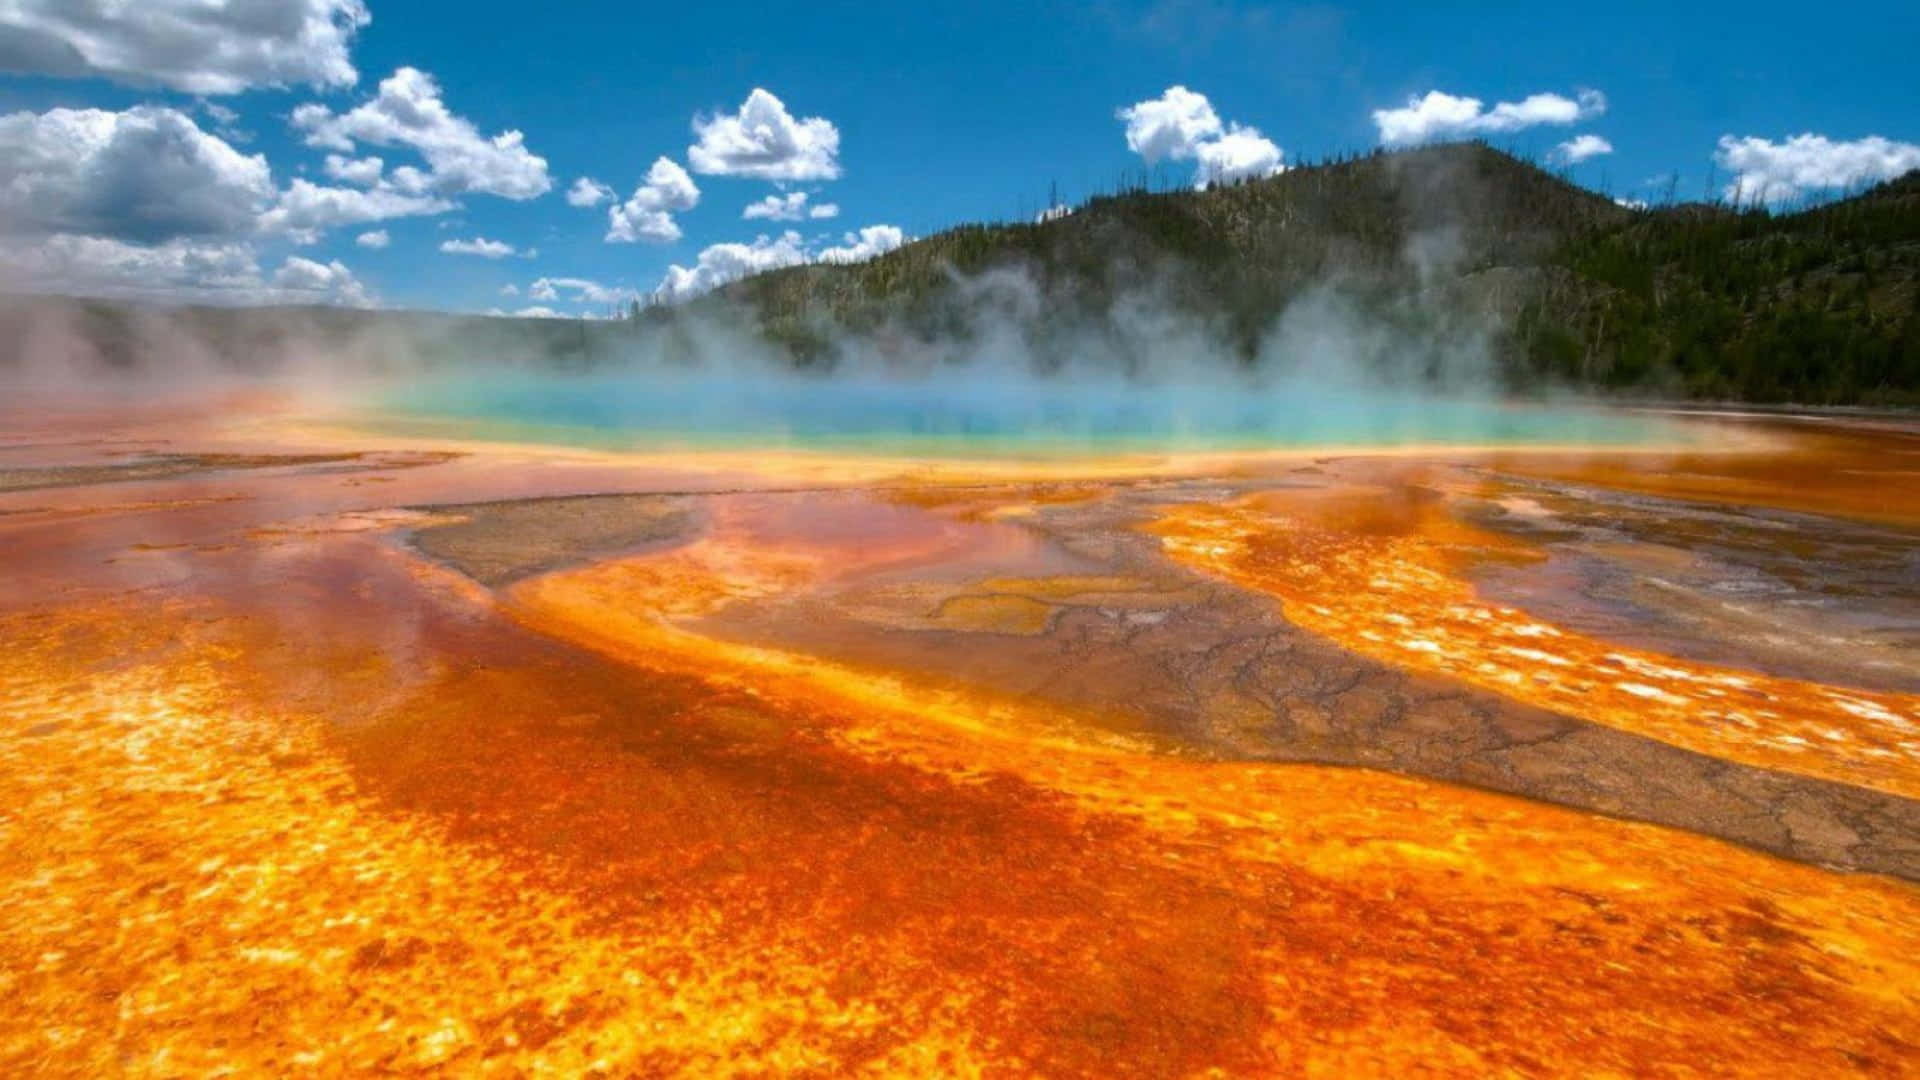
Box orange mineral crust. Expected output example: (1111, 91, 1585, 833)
(3, 536, 1918, 1078)
(4, 402, 1920, 1078)
(1488, 417, 1920, 529)
(1149, 486, 1920, 801)
(505, 543, 1920, 1073)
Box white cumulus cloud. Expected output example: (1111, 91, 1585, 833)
(741, 190, 841, 221)
(1118, 86, 1285, 187)
(1372, 89, 1605, 147)
(524, 276, 636, 306)
(439, 236, 515, 258)
(652, 224, 906, 302)
(1714, 133, 1920, 203)
(272, 255, 371, 306)
(0, 102, 385, 307)
(743, 191, 808, 220)
(817, 224, 906, 264)
(0, 105, 273, 244)
(0, 234, 256, 300)
(1194, 125, 1285, 186)
(355, 229, 388, 249)
(323, 153, 384, 185)
(654, 230, 810, 303)
(1118, 85, 1222, 164)
(606, 157, 700, 243)
(1552, 134, 1614, 164)
(258, 178, 451, 243)
(0, 234, 371, 306)
(689, 88, 841, 181)
(0, 0, 369, 94)
(292, 67, 551, 200)
(566, 176, 614, 207)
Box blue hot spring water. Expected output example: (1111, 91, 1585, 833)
(366, 372, 1683, 456)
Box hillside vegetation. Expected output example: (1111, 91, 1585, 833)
(713, 142, 1920, 404)
(4, 143, 1916, 405)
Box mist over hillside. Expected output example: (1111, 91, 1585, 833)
(3, 143, 1916, 406)
(716, 143, 1920, 404)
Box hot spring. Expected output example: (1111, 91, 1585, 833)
(364, 371, 1687, 456)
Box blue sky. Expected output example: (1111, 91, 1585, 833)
(2, 1, 1917, 317)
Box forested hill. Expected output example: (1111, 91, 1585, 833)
(4, 143, 1916, 406)
(711, 142, 1920, 405)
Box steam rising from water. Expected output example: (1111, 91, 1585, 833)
(374, 370, 1672, 455)
(1, 169, 1677, 454)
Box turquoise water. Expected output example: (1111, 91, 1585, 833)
(368, 372, 1683, 456)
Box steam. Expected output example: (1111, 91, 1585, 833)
(0, 150, 1634, 451)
